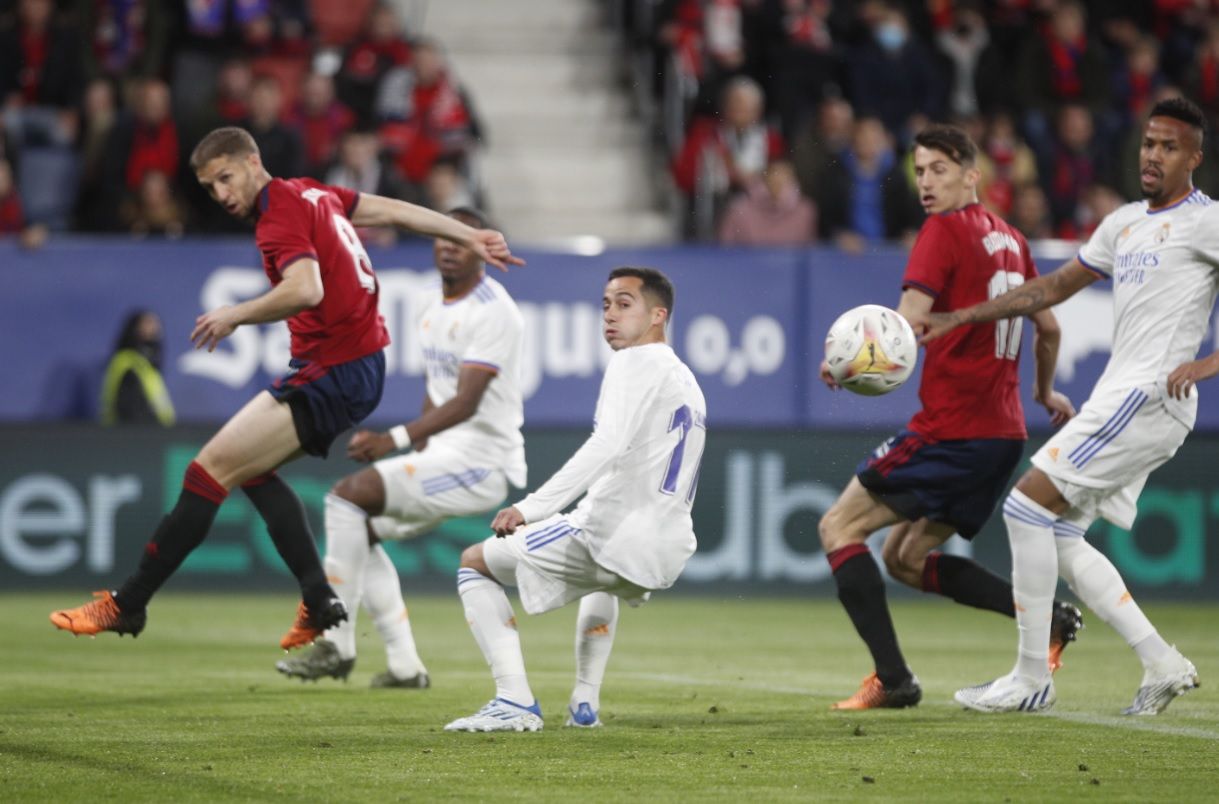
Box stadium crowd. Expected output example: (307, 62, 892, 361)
(613, 0, 1219, 244)
(0, 0, 482, 241)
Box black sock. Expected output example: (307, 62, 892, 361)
(923, 552, 1016, 617)
(242, 472, 332, 609)
(828, 545, 910, 688)
(115, 461, 227, 611)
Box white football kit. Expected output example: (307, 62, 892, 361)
(372, 275, 527, 540)
(485, 342, 707, 614)
(1032, 190, 1219, 527)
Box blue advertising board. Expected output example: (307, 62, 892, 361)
(3, 239, 1218, 429)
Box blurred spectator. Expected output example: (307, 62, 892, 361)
(289, 71, 355, 177)
(672, 76, 785, 197)
(242, 74, 303, 178)
(1067, 183, 1124, 241)
(0, 154, 47, 247)
(0, 0, 84, 150)
(717, 159, 817, 245)
(1015, 1, 1109, 160)
(423, 156, 473, 212)
(120, 170, 185, 238)
(73, 77, 118, 231)
(99, 309, 174, 427)
(657, 0, 748, 115)
(183, 57, 253, 148)
(846, 1, 943, 142)
(1187, 20, 1219, 128)
(1009, 183, 1053, 241)
(1111, 36, 1167, 131)
(935, 1, 989, 119)
(77, 0, 170, 85)
(791, 95, 852, 205)
(377, 37, 481, 184)
(115, 78, 178, 195)
(756, 0, 840, 138)
(1044, 103, 1099, 237)
(815, 116, 921, 251)
(978, 112, 1037, 217)
(336, 2, 413, 127)
(324, 128, 416, 246)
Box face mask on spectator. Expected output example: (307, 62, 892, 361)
(876, 22, 907, 52)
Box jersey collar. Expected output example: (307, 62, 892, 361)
(1146, 187, 1196, 215)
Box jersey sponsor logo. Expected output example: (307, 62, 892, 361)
(301, 188, 327, 206)
(981, 230, 1022, 257)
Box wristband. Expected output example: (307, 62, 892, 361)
(389, 425, 412, 451)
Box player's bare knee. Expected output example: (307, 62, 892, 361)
(330, 469, 385, 516)
(459, 543, 491, 576)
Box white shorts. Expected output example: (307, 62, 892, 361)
(1031, 385, 1188, 529)
(482, 514, 651, 615)
(368, 443, 509, 541)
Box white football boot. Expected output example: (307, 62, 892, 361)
(955, 673, 1056, 713)
(444, 698, 543, 732)
(1123, 648, 1200, 716)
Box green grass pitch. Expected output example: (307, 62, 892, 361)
(1, 592, 1215, 802)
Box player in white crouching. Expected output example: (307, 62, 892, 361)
(444, 267, 707, 732)
(277, 207, 527, 688)
(919, 98, 1211, 715)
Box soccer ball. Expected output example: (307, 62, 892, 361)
(824, 305, 918, 396)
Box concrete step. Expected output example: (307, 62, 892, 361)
(423, 0, 603, 31)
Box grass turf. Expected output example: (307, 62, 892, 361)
(1, 592, 1214, 802)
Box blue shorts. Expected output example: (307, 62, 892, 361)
(855, 430, 1024, 539)
(268, 351, 385, 458)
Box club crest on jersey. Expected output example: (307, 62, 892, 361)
(301, 188, 327, 206)
(1154, 222, 1171, 244)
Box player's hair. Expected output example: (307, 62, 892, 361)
(608, 266, 675, 317)
(1149, 97, 1207, 148)
(913, 124, 978, 167)
(189, 127, 260, 172)
(447, 206, 492, 229)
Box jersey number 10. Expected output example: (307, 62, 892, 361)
(988, 271, 1025, 360)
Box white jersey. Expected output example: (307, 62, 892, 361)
(1078, 189, 1219, 428)
(513, 343, 707, 590)
(417, 274, 527, 487)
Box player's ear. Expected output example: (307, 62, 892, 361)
(964, 165, 981, 190)
(652, 306, 669, 329)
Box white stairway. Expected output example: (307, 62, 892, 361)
(419, 0, 672, 247)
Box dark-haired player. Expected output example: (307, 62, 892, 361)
(276, 207, 526, 689)
(445, 268, 706, 732)
(51, 127, 522, 650)
(922, 98, 1208, 715)
(818, 124, 1080, 710)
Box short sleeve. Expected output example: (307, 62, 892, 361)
(462, 302, 522, 374)
(1191, 204, 1219, 269)
(1077, 209, 1122, 278)
(328, 184, 360, 219)
(902, 216, 958, 298)
(256, 191, 317, 277)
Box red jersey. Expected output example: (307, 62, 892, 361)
(254, 178, 390, 365)
(902, 203, 1038, 441)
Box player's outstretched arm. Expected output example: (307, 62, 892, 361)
(1166, 352, 1219, 400)
(349, 194, 525, 271)
(190, 259, 323, 351)
(920, 260, 1098, 344)
(347, 367, 493, 462)
(1030, 307, 1075, 426)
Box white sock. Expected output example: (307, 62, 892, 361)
(457, 567, 533, 707)
(362, 544, 426, 679)
(571, 592, 618, 711)
(322, 493, 372, 659)
(1003, 489, 1059, 683)
(1053, 525, 1172, 669)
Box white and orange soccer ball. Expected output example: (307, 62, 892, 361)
(824, 304, 918, 396)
